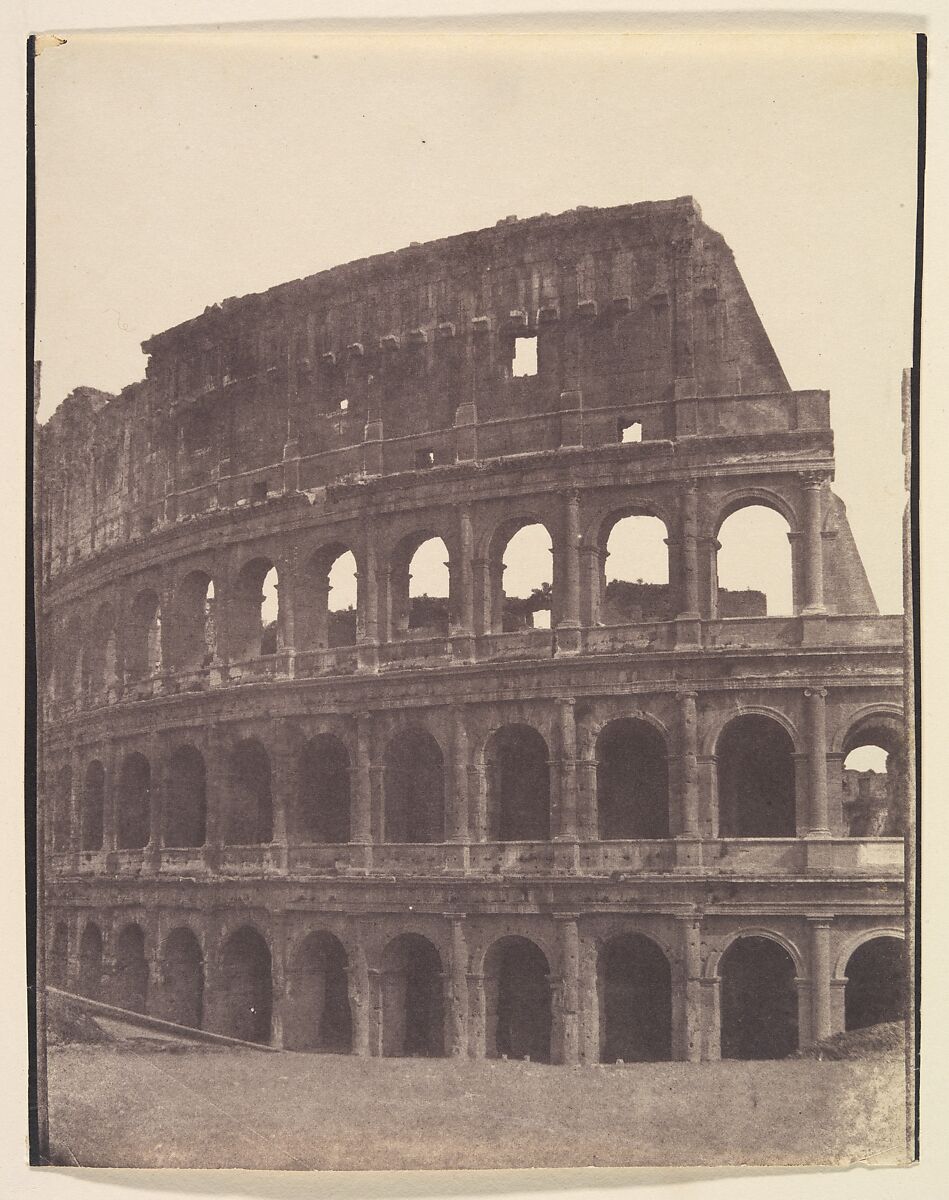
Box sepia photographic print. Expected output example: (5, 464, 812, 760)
(29, 21, 922, 1177)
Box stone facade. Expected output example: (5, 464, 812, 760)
(38, 197, 905, 1064)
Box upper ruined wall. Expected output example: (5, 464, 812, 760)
(39, 197, 822, 577)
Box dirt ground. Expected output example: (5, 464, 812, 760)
(44, 1040, 911, 1170)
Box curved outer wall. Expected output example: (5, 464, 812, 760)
(38, 197, 903, 1062)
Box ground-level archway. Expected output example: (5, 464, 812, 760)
(845, 936, 905, 1031)
(113, 924, 149, 1014)
(161, 928, 204, 1030)
(720, 935, 798, 1059)
(49, 922, 69, 990)
(381, 934, 445, 1058)
(285, 932, 353, 1053)
(484, 936, 552, 1063)
(598, 933, 672, 1062)
(217, 926, 272, 1045)
(77, 923, 103, 1000)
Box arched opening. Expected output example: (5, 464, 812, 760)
(720, 936, 798, 1059)
(232, 558, 280, 659)
(845, 937, 905, 1030)
(81, 761, 105, 851)
(484, 936, 552, 1063)
(285, 932, 353, 1053)
(127, 590, 162, 680)
(381, 934, 445, 1058)
(85, 604, 118, 701)
(298, 735, 351, 843)
(389, 533, 451, 638)
(716, 505, 792, 617)
(383, 730, 445, 843)
(77, 923, 103, 999)
(161, 928, 204, 1030)
(842, 717, 905, 837)
(497, 524, 552, 632)
(484, 724, 551, 841)
(175, 571, 216, 669)
(117, 752, 151, 850)
(717, 715, 796, 837)
(218, 926, 272, 1044)
(225, 739, 272, 846)
(51, 765, 72, 853)
(408, 537, 450, 635)
(303, 544, 358, 649)
(596, 719, 669, 839)
(328, 550, 358, 646)
(163, 745, 207, 848)
(49, 923, 69, 990)
(55, 616, 83, 705)
(113, 924, 149, 1014)
(599, 514, 671, 624)
(598, 934, 672, 1062)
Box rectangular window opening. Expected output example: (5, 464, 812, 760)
(339, 397, 349, 412)
(620, 420, 643, 444)
(512, 335, 538, 378)
(251, 480, 269, 502)
(415, 448, 436, 469)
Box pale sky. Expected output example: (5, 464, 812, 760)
(34, 30, 917, 613)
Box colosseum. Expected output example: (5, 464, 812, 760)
(37, 196, 906, 1066)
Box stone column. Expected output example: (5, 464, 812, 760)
(556, 490, 581, 654)
(448, 709, 470, 844)
(698, 753, 718, 838)
(357, 530, 380, 671)
(352, 714, 373, 869)
(557, 914, 581, 1065)
(801, 473, 826, 615)
(67, 748, 82, 868)
(805, 687, 830, 837)
(809, 918, 833, 1044)
(269, 918, 287, 1049)
(268, 719, 291, 872)
(578, 932, 599, 1064)
(677, 691, 700, 839)
(204, 725, 228, 872)
(578, 544, 600, 628)
(367, 968, 384, 1057)
(704, 975, 722, 1061)
(102, 742, 119, 859)
(348, 939, 372, 1057)
(678, 914, 703, 1062)
(452, 506, 476, 661)
(557, 698, 578, 842)
(471, 557, 489, 639)
(576, 747, 598, 842)
(467, 971, 486, 1058)
(369, 762, 386, 847)
(470, 754, 488, 842)
(678, 485, 700, 618)
(146, 732, 164, 870)
(830, 977, 847, 1036)
(447, 915, 470, 1056)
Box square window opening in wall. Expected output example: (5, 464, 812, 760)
(620, 419, 643, 444)
(512, 334, 538, 378)
(415, 448, 436, 469)
(251, 480, 269, 502)
(339, 397, 349, 412)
